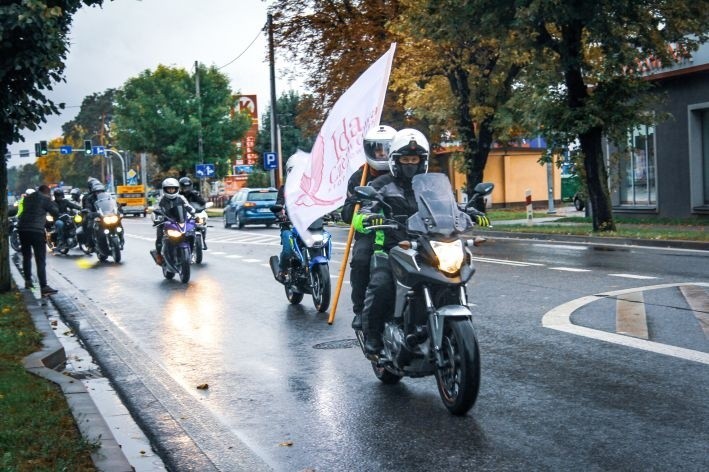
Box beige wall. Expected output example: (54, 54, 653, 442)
(436, 148, 561, 206)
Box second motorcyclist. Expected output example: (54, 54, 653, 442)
(151, 177, 195, 265)
(341, 125, 397, 330)
(52, 188, 82, 249)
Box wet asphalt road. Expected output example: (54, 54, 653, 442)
(42, 217, 709, 471)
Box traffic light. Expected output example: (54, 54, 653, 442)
(39, 141, 48, 156)
(34, 143, 41, 157)
(84, 140, 93, 155)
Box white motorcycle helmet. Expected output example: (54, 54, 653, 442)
(161, 178, 180, 199)
(363, 125, 397, 172)
(388, 128, 430, 180)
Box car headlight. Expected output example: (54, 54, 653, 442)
(166, 229, 183, 238)
(431, 240, 464, 275)
(102, 214, 119, 225)
(73, 214, 83, 224)
(46, 215, 54, 222)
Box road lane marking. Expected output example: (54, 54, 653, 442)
(210, 251, 226, 255)
(472, 256, 544, 267)
(243, 258, 261, 263)
(226, 254, 242, 259)
(542, 282, 709, 365)
(609, 273, 658, 280)
(616, 292, 648, 339)
(679, 285, 709, 339)
(549, 267, 592, 272)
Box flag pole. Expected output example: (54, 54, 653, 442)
(328, 164, 369, 325)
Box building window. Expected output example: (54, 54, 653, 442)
(688, 103, 709, 211)
(612, 125, 657, 207)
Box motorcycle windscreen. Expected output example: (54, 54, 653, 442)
(407, 173, 472, 237)
(95, 193, 119, 215)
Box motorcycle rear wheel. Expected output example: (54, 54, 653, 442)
(311, 264, 331, 312)
(285, 283, 304, 304)
(434, 318, 481, 416)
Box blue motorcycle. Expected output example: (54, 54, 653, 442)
(269, 206, 332, 312)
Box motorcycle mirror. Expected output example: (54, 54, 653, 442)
(354, 186, 379, 201)
(471, 182, 494, 198)
(205, 201, 214, 209)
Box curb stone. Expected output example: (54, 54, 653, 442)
(10, 260, 133, 472)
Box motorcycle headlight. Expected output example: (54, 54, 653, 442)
(102, 214, 119, 225)
(431, 240, 465, 275)
(196, 216, 206, 224)
(166, 229, 183, 238)
(46, 215, 54, 222)
(73, 214, 83, 224)
(310, 234, 324, 248)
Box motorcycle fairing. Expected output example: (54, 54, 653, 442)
(407, 173, 472, 238)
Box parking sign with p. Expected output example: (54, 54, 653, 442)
(263, 152, 278, 170)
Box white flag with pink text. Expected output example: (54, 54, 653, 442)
(285, 44, 396, 246)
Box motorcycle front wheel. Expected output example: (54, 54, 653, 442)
(110, 236, 122, 263)
(193, 234, 203, 264)
(10, 231, 21, 252)
(179, 247, 191, 283)
(311, 264, 331, 312)
(434, 318, 481, 416)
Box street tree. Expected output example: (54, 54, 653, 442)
(113, 64, 251, 177)
(390, 0, 524, 198)
(257, 90, 317, 162)
(269, 0, 406, 126)
(0, 0, 106, 292)
(515, 0, 709, 231)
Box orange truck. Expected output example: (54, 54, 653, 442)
(116, 184, 147, 217)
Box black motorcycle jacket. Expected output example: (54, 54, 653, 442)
(180, 189, 206, 207)
(57, 199, 82, 214)
(356, 174, 418, 252)
(157, 195, 195, 221)
(17, 192, 59, 234)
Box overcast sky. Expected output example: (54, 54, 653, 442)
(7, 0, 301, 168)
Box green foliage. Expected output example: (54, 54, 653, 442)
(247, 170, 272, 188)
(113, 64, 251, 175)
(7, 164, 41, 195)
(62, 89, 116, 143)
(0, 291, 97, 470)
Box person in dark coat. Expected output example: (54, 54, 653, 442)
(17, 185, 60, 294)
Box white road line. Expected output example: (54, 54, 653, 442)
(243, 259, 261, 263)
(533, 243, 588, 251)
(472, 256, 544, 267)
(608, 273, 658, 280)
(261, 264, 271, 268)
(226, 255, 242, 259)
(549, 267, 592, 272)
(542, 282, 709, 365)
(210, 251, 226, 255)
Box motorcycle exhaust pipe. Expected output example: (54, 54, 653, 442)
(269, 255, 281, 281)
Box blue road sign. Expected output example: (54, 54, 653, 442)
(19, 149, 30, 158)
(195, 163, 216, 178)
(92, 146, 105, 155)
(263, 152, 278, 170)
(60, 145, 73, 154)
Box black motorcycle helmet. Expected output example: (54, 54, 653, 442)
(53, 188, 64, 200)
(178, 177, 192, 193)
(70, 188, 82, 202)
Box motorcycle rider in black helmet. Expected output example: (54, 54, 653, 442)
(52, 188, 81, 249)
(341, 125, 396, 331)
(178, 177, 206, 207)
(69, 187, 83, 205)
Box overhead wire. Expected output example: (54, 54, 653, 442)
(217, 25, 266, 70)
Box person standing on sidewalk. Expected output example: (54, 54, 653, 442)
(17, 185, 60, 295)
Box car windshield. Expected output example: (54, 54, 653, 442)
(247, 191, 277, 202)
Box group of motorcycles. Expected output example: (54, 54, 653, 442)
(9, 192, 125, 263)
(267, 174, 494, 416)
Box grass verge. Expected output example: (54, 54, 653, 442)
(484, 222, 708, 242)
(0, 290, 97, 471)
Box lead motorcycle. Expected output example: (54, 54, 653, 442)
(150, 205, 195, 283)
(353, 173, 494, 415)
(78, 193, 124, 262)
(268, 205, 332, 312)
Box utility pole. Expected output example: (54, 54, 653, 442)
(195, 60, 204, 165)
(268, 13, 278, 188)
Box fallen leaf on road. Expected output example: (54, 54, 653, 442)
(279, 440, 294, 447)
(196, 383, 209, 390)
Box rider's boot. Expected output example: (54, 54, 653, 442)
(363, 311, 383, 355)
